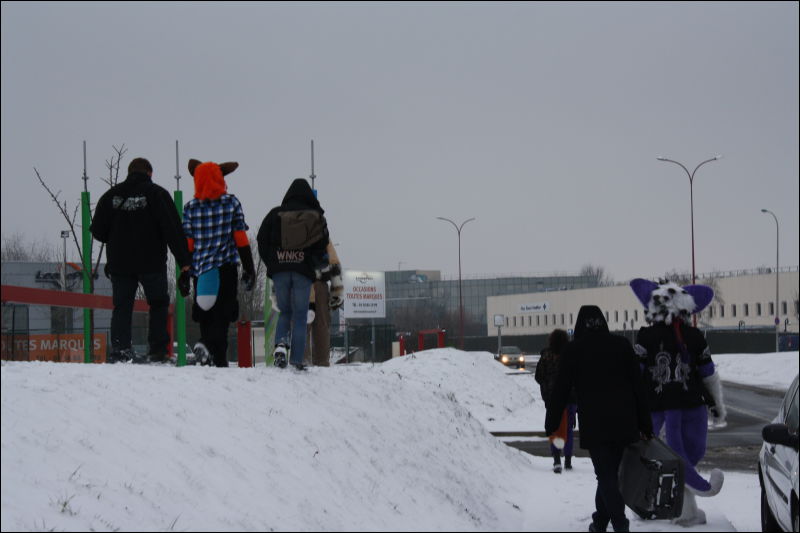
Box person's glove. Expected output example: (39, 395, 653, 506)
(307, 302, 316, 324)
(178, 269, 191, 298)
(329, 264, 344, 310)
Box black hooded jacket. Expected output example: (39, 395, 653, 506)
(545, 305, 652, 449)
(90, 172, 191, 274)
(256, 179, 329, 280)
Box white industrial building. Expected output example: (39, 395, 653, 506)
(487, 268, 799, 335)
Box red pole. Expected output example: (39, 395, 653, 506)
(437, 330, 445, 348)
(418, 332, 424, 352)
(399, 335, 406, 356)
(237, 321, 252, 367)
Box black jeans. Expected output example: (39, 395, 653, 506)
(589, 443, 630, 532)
(192, 263, 239, 367)
(110, 269, 170, 355)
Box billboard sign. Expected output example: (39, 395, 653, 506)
(343, 270, 386, 319)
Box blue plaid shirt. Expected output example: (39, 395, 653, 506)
(183, 194, 249, 276)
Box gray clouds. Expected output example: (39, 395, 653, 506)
(2, 2, 798, 281)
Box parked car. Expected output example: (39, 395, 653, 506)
(758, 373, 799, 532)
(495, 346, 525, 369)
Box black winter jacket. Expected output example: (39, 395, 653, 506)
(535, 348, 576, 408)
(545, 305, 652, 449)
(90, 172, 191, 274)
(256, 179, 329, 281)
(635, 321, 714, 412)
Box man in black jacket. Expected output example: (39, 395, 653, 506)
(545, 305, 652, 533)
(91, 157, 191, 363)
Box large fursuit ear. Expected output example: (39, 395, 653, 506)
(684, 284, 714, 314)
(630, 278, 658, 307)
(188, 159, 202, 176)
(219, 162, 238, 176)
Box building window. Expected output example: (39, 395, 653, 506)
(756, 303, 762, 316)
(624, 310, 629, 322)
(513, 316, 517, 327)
(719, 305, 724, 318)
(528, 316, 532, 327)
(536, 315, 540, 326)
(614, 310, 619, 323)
(544, 315, 548, 326)
(605, 311, 610, 322)
(569, 313, 573, 325)
(634, 309, 638, 322)
(744, 304, 749, 317)
(732, 304, 737, 317)
(782, 301, 788, 315)
(561, 314, 565, 325)
(552, 314, 556, 325)
(506, 317, 509, 327)
(709, 305, 714, 318)
(769, 302, 775, 315)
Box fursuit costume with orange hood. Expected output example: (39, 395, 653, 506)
(630, 279, 726, 526)
(183, 160, 255, 367)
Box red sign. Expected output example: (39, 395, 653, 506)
(1, 333, 107, 363)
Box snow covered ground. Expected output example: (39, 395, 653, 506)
(2, 349, 797, 532)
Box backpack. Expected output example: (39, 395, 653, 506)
(279, 210, 326, 249)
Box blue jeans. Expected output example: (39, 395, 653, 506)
(273, 271, 313, 365)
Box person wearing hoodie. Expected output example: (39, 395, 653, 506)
(535, 328, 576, 473)
(257, 178, 330, 371)
(545, 305, 653, 533)
(90, 157, 192, 363)
(182, 159, 256, 368)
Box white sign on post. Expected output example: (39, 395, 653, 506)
(343, 270, 386, 319)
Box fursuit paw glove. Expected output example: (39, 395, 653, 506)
(238, 245, 256, 292)
(308, 302, 316, 324)
(703, 371, 727, 426)
(329, 264, 344, 310)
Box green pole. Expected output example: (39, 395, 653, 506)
(81, 191, 92, 363)
(174, 190, 187, 366)
(264, 278, 277, 366)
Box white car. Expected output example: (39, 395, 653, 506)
(758, 374, 799, 532)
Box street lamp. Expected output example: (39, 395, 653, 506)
(761, 209, 779, 352)
(436, 216, 475, 350)
(60, 230, 70, 291)
(656, 155, 722, 326)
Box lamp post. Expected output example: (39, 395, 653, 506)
(436, 216, 475, 350)
(60, 230, 70, 291)
(656, 155, 722, 326)
(761, 209, 779, 352)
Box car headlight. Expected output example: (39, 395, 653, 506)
(501, 355, 509, 363)
(518, 356, 525, 363)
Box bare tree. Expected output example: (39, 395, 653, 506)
(1, 232, 57, 262)
(579, 264, 614, 287)
(32, 144, 127, 280)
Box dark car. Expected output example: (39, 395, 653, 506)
(758, 373, 799, 532)
(495, 346, 525, 369)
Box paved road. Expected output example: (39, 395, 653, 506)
(499, 381, 785, 472)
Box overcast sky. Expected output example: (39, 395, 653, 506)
(2, 2, 798, 283)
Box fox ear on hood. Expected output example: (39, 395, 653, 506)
(219, 162, 238, 176)
(188, 159, 202, 177)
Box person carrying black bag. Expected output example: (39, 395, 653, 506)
(545, 305, 653, 533)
